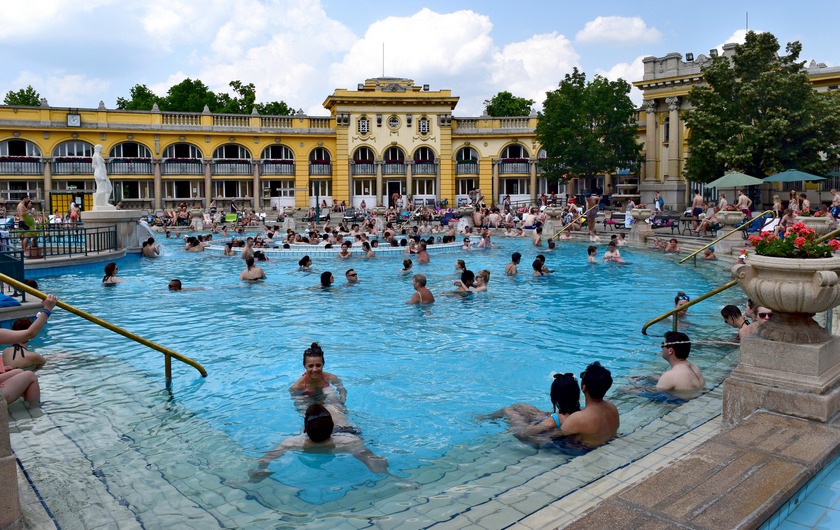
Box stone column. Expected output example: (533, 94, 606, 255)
(406, 160, 414, 204)
(375, 161, 383, 207)
(203, 160, 212, 209)
(0, 401, 21, 529)
(252, 160, 261, 211)
(152, 158, 162, 211)
(529, 159, 537, 205)
(43, 157, 53, 209)
(492, 159, 499, 206)
(644, 99, 657, 182)
(666, 97, 680, 181)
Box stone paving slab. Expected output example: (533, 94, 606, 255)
(563, 412, 840, 530)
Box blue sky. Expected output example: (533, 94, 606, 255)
(1, 1, 837, 116)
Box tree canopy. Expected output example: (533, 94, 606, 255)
(536, 68, 641, 185)
(116, 79, 295, 116)
(3, 85, 41, 106)
(684, 31, 840, 182)
(483, 91, 534, 117)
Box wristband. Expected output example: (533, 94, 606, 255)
(40, 309, 52, 317)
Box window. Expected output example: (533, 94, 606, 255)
(353, 178, 375, 196)
(502, 178, 530, 195)
(109, 142, 152, 159)
(309, 147, 331, 163)
(384, 147, 405, 163)
(267, 180, 295, 197)
(501, 144, 528, 160)
(414, 147, 435, 162)
(0, 139, 41, 157)
(262, 145, 294, 161)
(52, 140, 93, 158)
(456, 147, 479, 162)
(213, 144, 251, 159)
(354, 146, 375, 163)
(162, 143, 202, 159)
(663, 117, 670, 143)
(358, 116, 370, 134)
(457, 178, 477, 195)
(211, 180, 252, 198)
(310, 180, 331, 197)
(418, 117, 430, 135)
(388, 115, 400, 129)
(165, 180, 203, 199)
(413, 179, 436, 195)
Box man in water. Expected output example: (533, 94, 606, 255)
(559, 361, 619, 448)
(657, 331, 705, 396)
(505, 252, 521, 275)
(345, 269, 359, 285)
(407, 274, 435, 304)
(249, 404, 388, 482)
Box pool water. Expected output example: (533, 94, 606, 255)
(12, 235, 744, 528)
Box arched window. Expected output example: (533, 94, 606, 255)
(262, 145, 294, 161)
(353, 147, 374, 163)
(418, 116, 430, 135)
(53, 140, 93, 158)
(663, 117, 670, 143)
(109, 142, 152, 159)
(0, 139, 41, 158)
(455, 147, 479, 175)
(358, 116, 370, 134)
(414, 147, 436, 175)
(383, 146, 405, 163)
(309, 147, 332, 176)
(213, 144, 251, 159)
(501, 144, 529, 160)
(162, 143, 202, 159)
(413, 147, 435, 162)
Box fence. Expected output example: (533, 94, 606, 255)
(8, 225, 118, 259)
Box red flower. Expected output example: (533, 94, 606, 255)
(794, 237, 807, 247)
(828, 240, 840, 251)
(748, 235, 763, 246)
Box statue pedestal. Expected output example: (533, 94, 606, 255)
(713, 227, 746, 255)
(628, 219, 652, 242)
(723, 335, 840, 426)
(81, 209, 146, 251)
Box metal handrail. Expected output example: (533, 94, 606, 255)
(0, 274, 208, 380)
(679, 210, 777, 264)
(641, 279, 738, 335)
(552, 204, 599, 239)
(815, 226, 840, 244)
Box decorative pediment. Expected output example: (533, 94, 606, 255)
(382, 83, 406, 93)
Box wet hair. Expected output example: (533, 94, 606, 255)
(580, 361, 612, 400)
(11, 317, 32, 331)
(400, 238, 408, 247)
(460, 270, 475, 284)
(721, 304, 742, 319)
(664, 331, 691, 360)
(511, 252, 521, 263)
(254, 251, 267, 261)
(320, 271, 333, 287)
(403, 259, 412, 270)
(168, 279, 182, 291)
(103, 262, 117, 280)
(298, 256, 311, 267)
(456, 259, 466, 270)
(536, 254, 546, 263)
(674, 291, 690, 306)
(413, 274, 427, 287)
(476, 269, 490, 283)
(532, 259, 543, 272)
(245, 256, 255, 269)
(550, 373, 581, 414)
(587, 245, 597, 256)
(304, 404, 334, 443)
(303, 342, 324, 364)
(23, 279, 38, 290)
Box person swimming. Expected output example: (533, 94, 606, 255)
(289, 343, 346, 404)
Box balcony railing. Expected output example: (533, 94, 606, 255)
(262, 162, 295, 176)
(52, 161, 94, 175)
(0, 160, 43, 175)
(161, 160, 203, 175)
(107, 160, 153, 175)
(212, 161, 252, 176)
(9, 225, 118, 259)
(261, 116, 294, 129)
(161, 113, 201, 126)
(413, 162, 436, 175)
(455, 161, 479, 175)
(352, 163, 375, 176)
(309, 162, 332, 176)
(213, 114, 250, 128)
(499, 161, 530, 175)
(310, 118, 331, 129)
(382, 163, 406, 175)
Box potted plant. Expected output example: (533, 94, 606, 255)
(630, 204, 652, 221)
(795, 209, 834, 235)
(717, 204, 746, 226)
(734, 222, 840, 342)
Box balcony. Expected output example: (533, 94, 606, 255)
(212, 160, 252, 176)
(107, 160, 153, 175)
(454, 161, 478, 175)
(382, 162, 406, 175)
(52, 160, 93, 175)
(0, 159, 43, 176)
(413, 162, 436, 175)
(352, 163, 375, 176)
(309, 162, 332, 176)
(161, 160, 203, 175)
(499, 161, 530, 175)
(262, 161, 295, 176)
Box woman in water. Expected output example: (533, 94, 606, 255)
(489, 373, 581, 444)
(289, 343, 346, 404)
(298, 255, 312, 271)
(102, 262, 122, 284)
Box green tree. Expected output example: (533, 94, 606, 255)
(536, 68, 641, 186)
(161, 78, 218, 113)
(684, 31, 840, 182)
(4, 85, 41, 106)
(115, 84, 161, 111)
(254, 100, 294, 116)
(483, 91, 534, 116)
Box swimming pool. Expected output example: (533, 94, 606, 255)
(10, 235, 744, 528)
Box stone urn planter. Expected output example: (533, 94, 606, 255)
(629, 208, 652, 222)
(283, 207, 296, 217)
(795, 215, 834, 235)
(544, 206, 562, 219)
(717, 210, 746, 227)
(733, 254, 840, 343)
(459, 206, 475, 216)
(372, 206, 387, 215)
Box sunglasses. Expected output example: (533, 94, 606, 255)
(758, 312, 772, 319)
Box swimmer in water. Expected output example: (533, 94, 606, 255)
(289, 343, 346, 404)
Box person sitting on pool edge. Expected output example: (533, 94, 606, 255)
(248, 403, 388, 482)
(656, 331, 705, 397)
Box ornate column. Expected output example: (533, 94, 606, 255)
(435, 160, 441, 202)
(529, 158, 538, 205)
(666, 97, 680, 181)
(203, 159, 212, 209)
(152, 158, 162, 211)
(406, 160, 414, 203)
(42, 157, 53, 211)
(252, 160, 261, 211)
(492, 159, 500, 206)
(643, 99, 657, 181)
(375, 160, 383, 207)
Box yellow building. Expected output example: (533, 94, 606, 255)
(0, 78, 557, 216)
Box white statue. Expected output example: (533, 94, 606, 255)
(92, 144, 115, 210)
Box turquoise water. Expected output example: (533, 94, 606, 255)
(20, 234, 743, 524)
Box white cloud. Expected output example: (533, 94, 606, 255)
(576, 16, 661, 44)
(714, 29, 751, 54)
(0, 0, 117, 40)
(596, 56, 646, 105)
(10, 72, 110, 107)
(490, 33, 580, 112)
